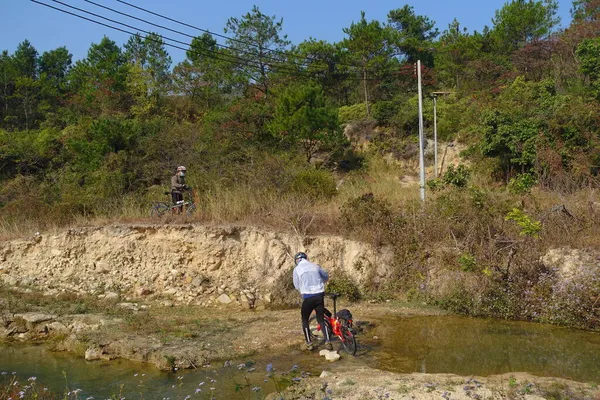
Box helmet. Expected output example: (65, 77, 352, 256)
(177, 166, 187, 172)
(294, 252, 308, 265)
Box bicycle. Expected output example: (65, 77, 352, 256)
(308, 293, 357, 355)
(150, 189, 196, 218)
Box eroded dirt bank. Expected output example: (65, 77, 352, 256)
(0, 224, 393, 305)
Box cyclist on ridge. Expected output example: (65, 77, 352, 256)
(292, 252, 333, 351)
(171, 166, 189, 213)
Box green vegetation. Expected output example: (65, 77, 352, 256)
(1, 1, 599, 328)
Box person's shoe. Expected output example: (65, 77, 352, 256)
(301, 342, 315, 351)
(324, 341, 333, 351)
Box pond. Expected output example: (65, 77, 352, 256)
(361, 315, 600, 382)
(2, 315, 599, 398)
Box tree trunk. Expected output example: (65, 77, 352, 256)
(363, 67, 370, 116)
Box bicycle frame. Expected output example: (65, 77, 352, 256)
(316, 293, 356, 355)
(150, 190, 196, 218)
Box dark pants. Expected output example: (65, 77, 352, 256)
(301, 294, 331, 344)
(171, 191, 183, 205)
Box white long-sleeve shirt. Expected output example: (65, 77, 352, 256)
(293, 259, 329, 298)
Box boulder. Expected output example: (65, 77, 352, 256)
(216, 294, 232, 304)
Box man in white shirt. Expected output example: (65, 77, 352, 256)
(292, 252, 332, 351)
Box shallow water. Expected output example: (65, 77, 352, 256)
(2, 315, 599, 398)
(0, 344, 325, 399)
(362, 315, 600, 382)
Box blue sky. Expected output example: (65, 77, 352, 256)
(1, 0, 574, 64)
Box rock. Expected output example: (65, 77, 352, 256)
(263, 293, 272, 303)
(216, 294, 232, 304)
(48, 321, 69, 334)
(16, 312, 56, 324)
(161, 300, 174, 307)
(104, 292, 120, 301)
(135, 286, 153, 296)
(164, 288, 177, 295)
(117, 302, 138, 310)
(85, 347, 105, 361)
(319, 350, 341, 362)
(1, 275, 18, 286)
(254, 300, 266, 311)
(320, 371, 333, 378)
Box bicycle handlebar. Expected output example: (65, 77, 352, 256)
(325, 293, 341, 299)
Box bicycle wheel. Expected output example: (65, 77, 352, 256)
(186, 203, 196, 216)
(150, 203, 170, 218)
(339, 325, 357, 355)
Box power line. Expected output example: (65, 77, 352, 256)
(32, 0, 399, 82)
(113, 0, 377, 71)
(81, 0, 308, 68)
(44, 0, 319, 78)
(114, 0, 301, 61)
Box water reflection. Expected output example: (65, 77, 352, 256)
(364, 315, 600, 382)
(0, 344, 321, 398)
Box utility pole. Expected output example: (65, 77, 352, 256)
(433, 95, 438, 178)
(417, 60, 425, 202)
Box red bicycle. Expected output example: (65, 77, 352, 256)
(308, 293, 357, 355)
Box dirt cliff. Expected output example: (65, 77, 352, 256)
(0, 224, 393, 305)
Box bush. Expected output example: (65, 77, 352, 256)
(327, 273, 361, 302)
(505, 208, 542, 238)
(340, 193, 404, 245)
(291, 169, 337, 199)
(338, 103, 369, 124)
(508, 173, 537, 194)
(442, 164, 471, 187)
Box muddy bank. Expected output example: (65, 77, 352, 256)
(278, 368, 600, 400)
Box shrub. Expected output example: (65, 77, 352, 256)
(340, 193, 404, 245)
(338, 103, 369, 124)
(442, 164, 471, 187)
(508, 173, 537, 194)
(291, 169, 337, 199)
(458, 253, 477, 272)
(505, 208, 542, 238)
(327, 273, 361, 302)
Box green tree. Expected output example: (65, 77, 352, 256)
(491, 0, 559, 53)
(123, 33, 171, 115)
(12, 40, 38, 79)
(571, 0, 600, 22)
(224, 6, 291, 98)
(69, 36, 129, 115)
(38, 47, 72, 124)
(341, 11, 395, 115)
(172, 33, 236, 108)
(576, 37, 600, 98)
(269, 82, 341, 162)
(0, 51, 15, 124)
(387, 5, 439, 66)
(293, 39, 353, 105)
